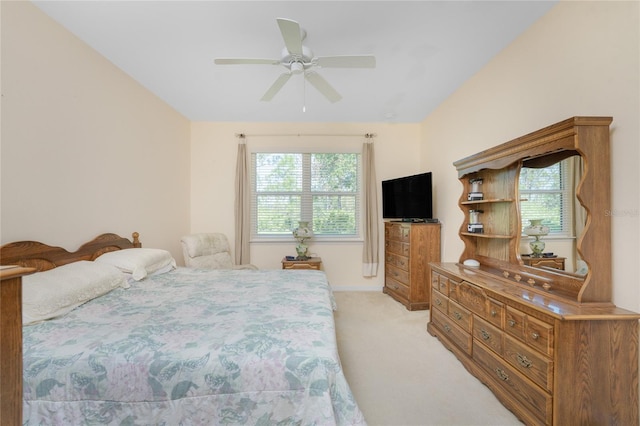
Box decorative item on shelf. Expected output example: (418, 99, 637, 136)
(468, 178, 483, 201)
(467, 209, 484, 233)
(523, 219, 550, 257)
(292, 221, 313, 260)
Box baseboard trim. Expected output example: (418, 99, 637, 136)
(331, 284, 383, 292)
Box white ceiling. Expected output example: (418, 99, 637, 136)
(33, 1, 557, 123)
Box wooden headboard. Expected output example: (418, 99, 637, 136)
(0, 232, 141, 272)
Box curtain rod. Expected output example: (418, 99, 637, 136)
(236, 133, 376, 139)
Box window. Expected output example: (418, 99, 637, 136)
(519, 159, 573, 235)
(251, 152, 360, 239)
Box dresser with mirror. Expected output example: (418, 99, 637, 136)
(427, 117, 639, 425)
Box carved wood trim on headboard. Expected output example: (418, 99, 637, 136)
(0, 232, 141, 272)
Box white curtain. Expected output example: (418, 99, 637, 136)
(362, 139, 379, 276)
(234, 139, 251, 264)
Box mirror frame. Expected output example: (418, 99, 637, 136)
(454, 117, 612, 304)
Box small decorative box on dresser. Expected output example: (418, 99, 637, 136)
(427, 117, 640, 425)
(383, 222, 441, 310)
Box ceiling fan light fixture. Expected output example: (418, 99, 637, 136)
(214, 18, 376, 103)
(291, 61, 304, 75)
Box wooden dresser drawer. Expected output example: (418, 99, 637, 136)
(387, 224, 410, 242)
(386, 239, 409, 256)
(452, 280, 487, 317)
(431, 271, 451, 296)
(385, 277, 409, 299)
(386, 252, 409, 271)
(473, 341, 552, 425)
(525, 316, 554, 357)
(432, 309, 472, 355)
(486, 297, 505, 328)
(473, 316, 503, 355)
(386, 264, 409, 285)
(504, 335, 553, 392)
(505, 306, 527, 340)
(505, 307, 554, 357)
(431, 290, 448, 314)
(448, 299, 472, 333)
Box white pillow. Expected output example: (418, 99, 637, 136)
(95, 248, 176, 281)
(22, 260, 128, 325)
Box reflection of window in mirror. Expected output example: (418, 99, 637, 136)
(519, 156, 587, 274)
(519, 159, 572, 236)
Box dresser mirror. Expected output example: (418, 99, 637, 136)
(518, 152, 587, 276)
(455, 117, 612, 304)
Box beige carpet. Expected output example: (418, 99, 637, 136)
(333, 291, 524, 426)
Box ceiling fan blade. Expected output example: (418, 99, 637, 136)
(315, 55, 376, 68)
(261, 73, 292, 101)
(214, 58, 280, 65)
(305, 71, 341, 103)
(277, 18, 303, 57)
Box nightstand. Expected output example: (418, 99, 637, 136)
(281, 257, 322, 270)
(521, 254, 565, 270)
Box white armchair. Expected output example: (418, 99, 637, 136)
(180, 233, 258, 270)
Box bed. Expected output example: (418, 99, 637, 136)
(0, 233, 365, 425)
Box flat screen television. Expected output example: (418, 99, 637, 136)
(382, 172, 433, 221)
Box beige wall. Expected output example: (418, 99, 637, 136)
(421, 1, 640, 312)
(190, 122, 422, 289)
(3, 1, 637, 303)
(1, 2, 191, 262)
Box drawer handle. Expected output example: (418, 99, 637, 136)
(435, 299, 443, 306)
(517, 354, 533, 369)
(453, 311, 463, 321)
(531, 332, 540, 340)
(480, 330, 491, 341)
(490, 310, 497, 317)
(508, 319, 516, 327)
(443, 324, 451, 333)
(495, 368, 509, 381)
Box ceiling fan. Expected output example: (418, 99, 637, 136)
(214, 18, 376, 104)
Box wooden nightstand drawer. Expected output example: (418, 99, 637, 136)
(281, 257, 322, 270)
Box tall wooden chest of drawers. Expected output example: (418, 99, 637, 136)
(383, 222, 441, 310)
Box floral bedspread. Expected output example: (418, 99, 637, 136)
(23, 268, 366, 425)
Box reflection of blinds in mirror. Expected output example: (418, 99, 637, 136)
(519, 158, 575, 236)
